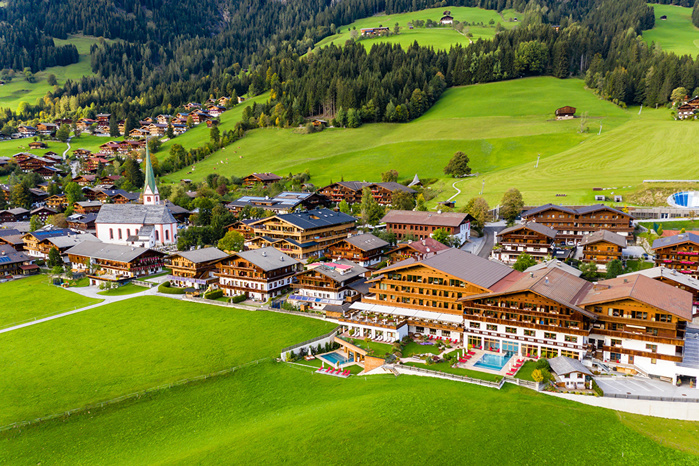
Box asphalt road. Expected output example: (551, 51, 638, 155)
(478, 224, 505, 258)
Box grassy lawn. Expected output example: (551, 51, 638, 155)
(68, 277, 90, 287)
(643, 4, 699, 57)
(402, 340, 441, 357)
(0, 133, 109, 160)
(0, 35, 116, 112)
(0, 275, 102, 329)
(0, 296, 335, 426)
(293, 358, 364, 374)
(2, 362, 695, 463)
(135, 269, 171, 281)
(514, 361, 537, 381)
(403, 361, 501, 382)
(643, 219, 699, 231)
(345, 337, 394, 357)
(96, 283, 149, 296)
(314, 7, 518, 51)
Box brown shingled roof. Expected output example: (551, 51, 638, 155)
(580, 230, 627, 248)
(498, 222, 557, 239)
(381, 210, 473, 228)
(579, 274, 692, 321)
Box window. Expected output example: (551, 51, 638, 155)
(564, 335, 578, 343)
(469, 322, 480, 329)
(155, 230, 159, 241)
(118, 229, 122, 240)
(486, 324, 497, 331)
(165, 230, 169, 241)
(631, 310, 648, 320)
(442, 330, 451, 337)
(560, 350, 577, 358)
(646, 344, 658, 352)
(109, 228, 113, 240)
(429, 328, 437, 335)
(506, 327, 516, 334)
(416, 326, 424, 333)
(126, 229, 131, 238)
(611, 339, 622, 347)
(610, 352, 622, 362)
(523, 330, 534, 336)
(655, 313, 672, 323)
(646, 327, 658, 336)
(544, 332, 556, 340)
(594, 306, 602, 313)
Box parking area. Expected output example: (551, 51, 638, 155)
(595, 376, 699, 400)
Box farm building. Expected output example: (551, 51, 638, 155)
(555, 106, 576, 120)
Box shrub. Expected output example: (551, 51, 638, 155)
(536, 359, 550, 370)
(531, 369, 544, 382)
(592, 379, 604, 396)
(158, 281, 186, 294)
(231, 294, 247, 303)
(204, 289, 224, 300)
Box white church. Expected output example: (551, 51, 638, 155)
(95, 148, 178, 248)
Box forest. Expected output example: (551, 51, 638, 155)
(0, 0, 696, 136)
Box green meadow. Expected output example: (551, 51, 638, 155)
(0, 275, 102, 329)
(0, 35, 115, 112)
(643, 4, 699, 57)
(0, 296, 335, 425)
(314, 7, 518, 51)
(1, 361, 697, 463)
(0, 133, 107, 160)
(165, 76, 662, 206)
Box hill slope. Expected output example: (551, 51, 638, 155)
(643, 4, 699, 57)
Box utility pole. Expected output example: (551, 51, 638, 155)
(480, 179, 485, 195)
(535, 154, 540, 168)
(598, 122, 602, 135)
(638, 104, 642, 115)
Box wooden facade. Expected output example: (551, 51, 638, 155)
(318, 181, 416, 206)
(582, 240, 623, 264)
(652, 234, 699, 277)
(243, 173, 282, 187)
(493, 223, 556, 265)
(521, 205, 634, 241)
(215, 250, 301, 300)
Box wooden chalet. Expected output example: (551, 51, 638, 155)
(246, 208, 357, 260)
(326, 233, 389, 267)
(0, 208, 30, 223)
(215, 247, 302, 301)
(74, 201, 103, 214)
(18, 126, 37, 137)
(225, 192, 329, 215)
(652, 232, 699, 277)
(30, 206, 56, 222)
(46, 194, 68, 211)
(0, 229, 25, 251)
(386, 237, 451, 263)
(28, 141, 48, 149)
(555, 106, 576, 120)
(225, 219, 257, 240)
(580, 230, 626, 266)
(677, 97, 699, 119)
(493, 222, 557, 265)
(360, 27, 389, 36)
(22, 229, 99, 259)
(620, 266, 699, 308)
(168, 247, 229, 290)
(67, 213, 98, 231)
(243, 172, 283, 187)
(289, 260, 370, 309)
(72, 175, 98, 186)
(318, 181, 416, 206)
(381, 210, 472, 243)
(0, 245, 37, 277)
(521, 204, 634, 242)
(66, 241, 166, 285)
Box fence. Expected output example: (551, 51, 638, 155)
(504, 376, 541, 390)
(131, 280, 156, 288)
(604, 393, 699, 403)
(281, 327, 341, 360)
(0, 357, 270, 433)
(181, 296, 330, 321)
(393, 364, 506, 389)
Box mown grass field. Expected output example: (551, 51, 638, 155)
(1, 361, 697, 464)
(0, 275, 102, 330)
(0, 35, 115, 112)
(0, 133, 107, 160)
(314, 7, 518, 51)
(96, 283, 148, 296)
(0, 296, 335, 426)
(643, 4, 699, 57)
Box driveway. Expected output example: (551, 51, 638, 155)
(595, 376, 699, 400)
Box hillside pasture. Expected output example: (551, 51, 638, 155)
(1, 362, 697, 464)
(165, 77, 640, 206)
(0, 35, 114, 112)
(0, 296, 335, 426)
(643, 4, 699, 57)
(314, 7, 518, 51)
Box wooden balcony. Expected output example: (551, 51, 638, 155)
(466, 314, 589, 336)
(591, 328, 684, 346)
(602, 346, 682, 363)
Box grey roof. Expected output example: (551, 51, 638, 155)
(259, 208, 356, 230)
(226, 192, 316, 212)
(652, 232, 699, 250)
(163, 200, 190, 215)
(522, 203, 632, 219)
(580, 230, 627, 248)
(7, 208, 29, 215)
(332, 181, 416, 194)
(65, 241, 164, 263)
(76, 201, 103, 208)
(305, 259, 368, 283)
(48, 233, 99, 249)
(234, 247, 299, 271)
(498, 222, 557, 239)
(96, 204, 177, 225)
(521, 204, 576, 217)
(621, 266, 699, 292)
(172, 247, 229, 264)
(343, 233, 389, 251)
(525, 260, 582, 277)
(0, 245, 32, 265)
(381, 210, 473, 227)
(68, 213, 98, 224)
(382, 248, 516, 290)
(548, 356, 593, 376)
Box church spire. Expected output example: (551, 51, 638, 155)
(143, 139, 160, 205)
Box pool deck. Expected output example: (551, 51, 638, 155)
(454, 349, 526, 377)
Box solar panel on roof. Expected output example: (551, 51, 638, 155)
(0, 256, 11, 263)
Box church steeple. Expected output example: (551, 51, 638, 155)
(143, 140, 160, 205)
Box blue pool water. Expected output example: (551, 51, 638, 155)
(473, 353, 511, 371)
(320, 351, 351, 365)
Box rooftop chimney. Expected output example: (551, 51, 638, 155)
(262, 251, 267, 257)
(544, 276, 549, 284)
(530, 272, 534, 278)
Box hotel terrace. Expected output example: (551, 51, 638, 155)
(341, 249, 519, 344)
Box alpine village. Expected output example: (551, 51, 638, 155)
(3, 0, 699, 463)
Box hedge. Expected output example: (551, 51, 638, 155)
(158, 281, 186, 295)
(231, 294, 247, 303)
(204, 289, 224, 300)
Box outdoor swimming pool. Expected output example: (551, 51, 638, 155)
(473, 353, 511, 371)
(319, 351, 351, 365)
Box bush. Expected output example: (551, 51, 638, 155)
(592, 379, 604, 396)
(536, 359, 550, 370)
(230, 294, 247, 303)
(157, 281, 186, 294)
(204, 289, 224, 300)
(531, 369, 544, 382)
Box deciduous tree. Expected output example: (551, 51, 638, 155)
(444, 151, 471, 177)
(500, 188, 524, 225)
